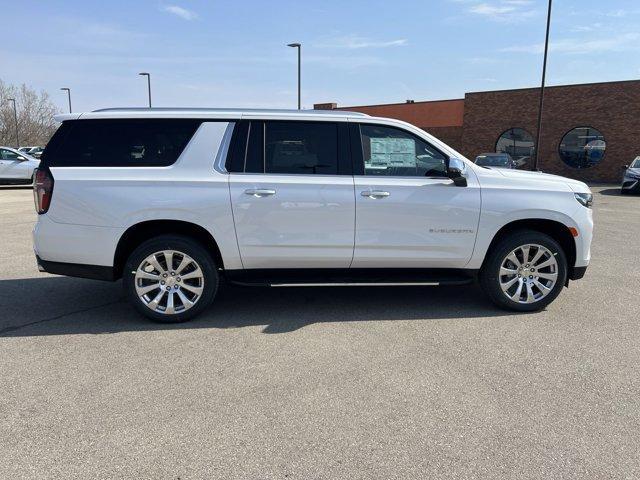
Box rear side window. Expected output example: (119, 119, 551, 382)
(265, 121, 338, 175)
(226, 120, 351, 175)
(41, 119, 201, 167)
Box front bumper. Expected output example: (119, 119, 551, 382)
(622, 178, 640, 193)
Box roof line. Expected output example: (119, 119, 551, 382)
(466, 78, 640, 96)
(335, 98, 465, 109)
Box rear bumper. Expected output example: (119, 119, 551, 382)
(36, 255, 115, 281)
(33, 214, 122, 266)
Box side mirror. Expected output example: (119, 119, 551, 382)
(17, 156, 26, 161)
(448, 167, 467, 187)
(623, 165, 629, 169)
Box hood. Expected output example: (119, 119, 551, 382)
(495, 168, 591, 193)
(21, 153, 39, 162)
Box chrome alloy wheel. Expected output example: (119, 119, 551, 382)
(498, 244, 558, 304)
(134, 250, 204, 315)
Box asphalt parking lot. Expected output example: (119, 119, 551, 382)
(1, 185, 639, 479)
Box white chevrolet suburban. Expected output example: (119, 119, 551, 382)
(33, 108, 593, 322)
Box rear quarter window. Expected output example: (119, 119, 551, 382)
(41, 119, 201, 167)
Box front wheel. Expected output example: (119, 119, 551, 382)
(123, 235, 218, 323)
(479, 230, 568, 312)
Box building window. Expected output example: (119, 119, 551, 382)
(559, 127, 606, 169)
(495, 128, 535, 168)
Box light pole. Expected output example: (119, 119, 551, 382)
(60, 87, 72, 113)
(287, 43, 301, 109)
(533, 0, 552, 171)
(7, 98, 19, 148)
(138, 72, 152, 108)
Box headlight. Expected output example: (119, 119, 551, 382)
(625, 172, 640, 180)
(574, 193, 593, 208)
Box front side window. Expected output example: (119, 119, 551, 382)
(631, 157, 640, 168)
(1, 149, 20, 160)
(42, 119, 201, 167)
(495, 128, 534, 168)
(264, 121, 338, 175)
(559, 126, 606, 169)
(359, 124, 447, 177)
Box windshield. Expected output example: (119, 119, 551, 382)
(631, 158, 640, 168)
(476, 154, 510, 167)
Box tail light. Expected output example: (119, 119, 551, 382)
(33, 168, 54, 214)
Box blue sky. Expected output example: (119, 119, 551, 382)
(2, 0, 639, 112)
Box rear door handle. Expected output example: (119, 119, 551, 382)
(361, 190, 390, 199)
(244, 188, 276, 197)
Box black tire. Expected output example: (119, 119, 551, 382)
(123, 235, 218, 323)
(479, 230, 568, 312)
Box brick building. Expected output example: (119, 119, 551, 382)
(315, 80, 640, 183)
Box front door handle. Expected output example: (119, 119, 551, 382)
(361, 190, 390, 199)
(244, 188, 276, 197)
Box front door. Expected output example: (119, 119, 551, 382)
(229, 120, 355, 269)
(351, 123, 481, 268)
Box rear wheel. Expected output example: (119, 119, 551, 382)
(480, 230, 567, 312)
(123, 235, 218, 323)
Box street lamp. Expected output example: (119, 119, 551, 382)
(7, 98, 19, 148)
(533, 0, 553, 171)
(60, 87, 72, 113)
(138, 72, 152, 108)
(287, 43, 301, 110)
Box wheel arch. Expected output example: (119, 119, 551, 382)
(113, 220, 224, 280)
(482, 218, 577, 280)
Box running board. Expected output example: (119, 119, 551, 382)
(270, 281, 442, 287)
(224, 268, 477, 288)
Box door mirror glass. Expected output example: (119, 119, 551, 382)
(447, 158, 468, 187)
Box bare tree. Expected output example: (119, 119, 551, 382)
(0, 79, 60, 148)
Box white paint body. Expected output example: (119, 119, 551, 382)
(33, 109, 593, 276)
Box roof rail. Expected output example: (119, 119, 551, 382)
(91, 107, 369, 117)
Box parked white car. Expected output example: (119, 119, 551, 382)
(0, 146, 40, 184)
(33, 108, 593, 322)
(19, 146, 45, 159)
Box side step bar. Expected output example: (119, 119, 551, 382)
(270, 281, 442, 287)
(224, 268, 478, 288)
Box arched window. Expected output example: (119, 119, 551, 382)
(495, 128, 535, 168)
(559, 127, 606, 169)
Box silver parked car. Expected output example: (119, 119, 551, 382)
(0, 146, 40, 184)
(474, 152, 518, 169)
(18, 146, 44, 159)
(621, 156, 640, 195)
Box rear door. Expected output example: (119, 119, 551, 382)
(228, 120, 355, 269)
(0, 148, 27, 179)
(351, 122, 481, 268)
